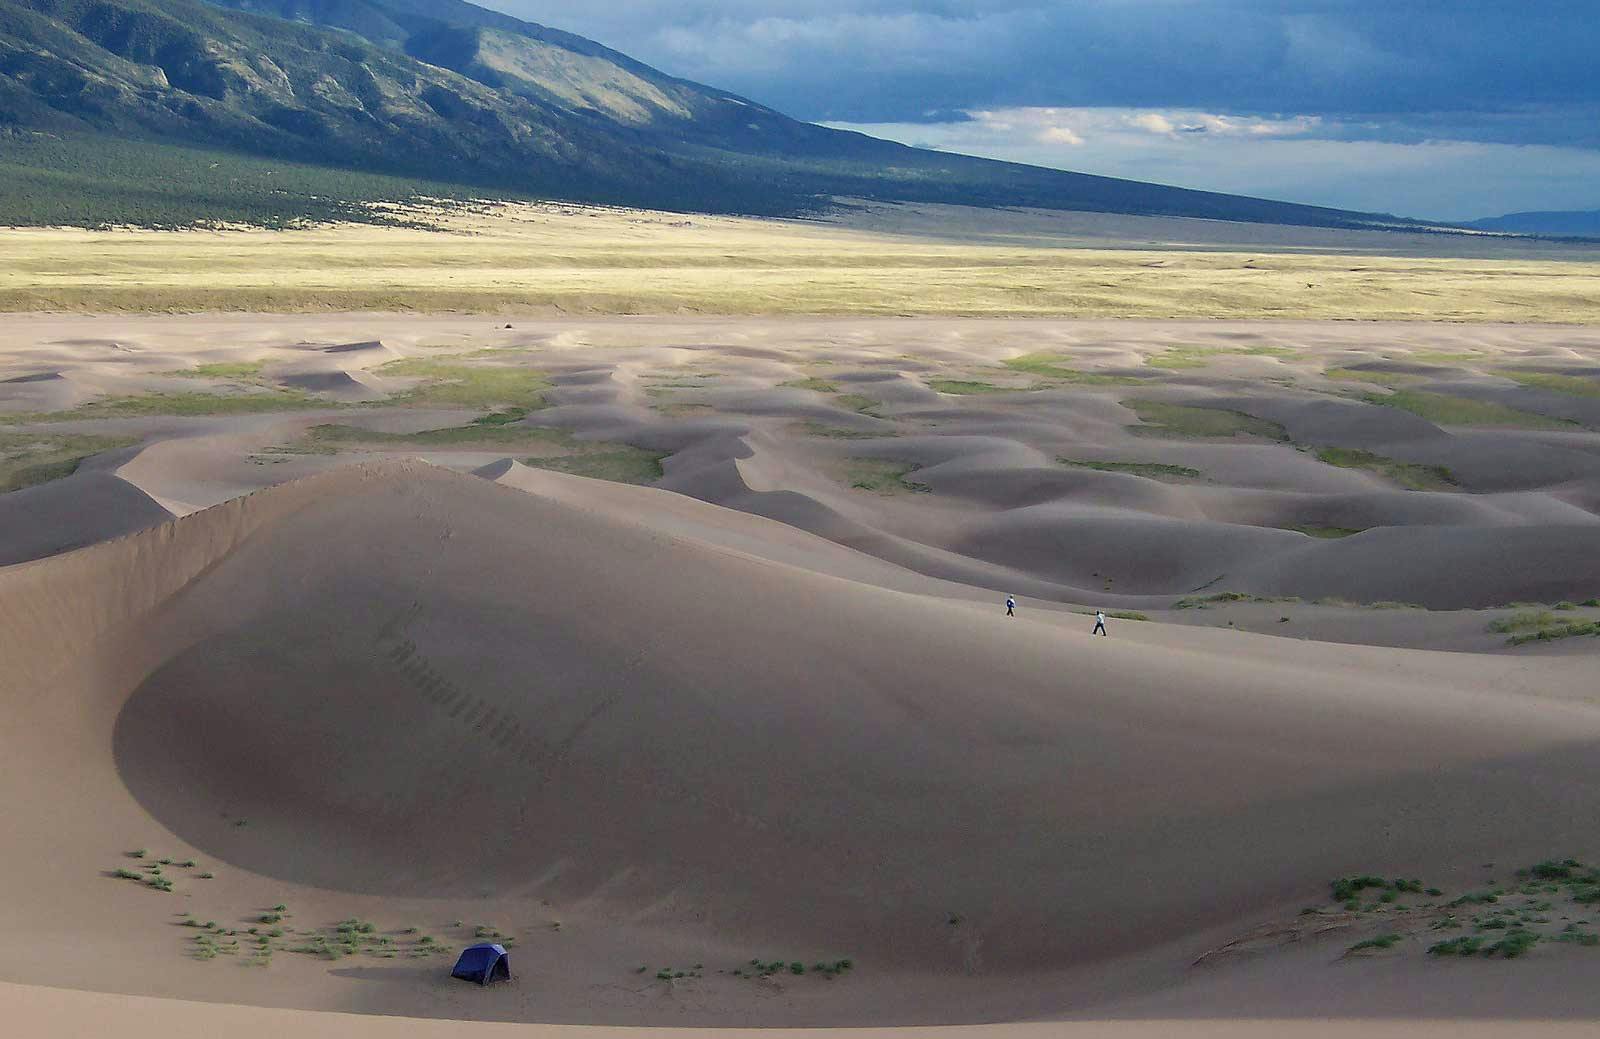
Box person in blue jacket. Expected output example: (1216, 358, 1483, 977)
(1006, 595, 1016, 617)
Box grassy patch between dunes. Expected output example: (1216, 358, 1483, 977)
(834, 394, 882, 415)
(800, 423, 896, 439)
(1285, 524, 1366, 538)
(1059, 458, 1202, 479)
(1148, 345, 1295, 369)
(520, 448, 666, 485)
(653, 403, 715, 417)
(1367, 389, 1577, 429)
(288, 419, 666, 485)
(378, 358, 551, 411)
(776, 378, 883, 416)
(844, 458, 930, 494)
(1408, 351, 1483, 363)
(927, 379, 1021, 395)
(1324, 367, 1419, 386)
(300, 421, 570, 450)
(1507, 621, 1600, 646)
(782, 377, 840, 393)
(1003, 353, 1142, 384)
(1314, 447, 1457, 491)
(1501, 370, 1600, 398)
(0, 432, 137, 492)
(1489, 609, 1600, 646)
(170, 362, 268, 380)
(1173, 591, 1290, 609)
(10, 390, 321, 422)
(1489, 610, 1558, 634)
(1123, 400, 1288, 441)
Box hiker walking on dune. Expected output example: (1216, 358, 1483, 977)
(1006, 595, 1016, 617)
(1092, 610, 1108, 636)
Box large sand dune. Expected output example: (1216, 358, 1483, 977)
(3, 459, 1600, 1030)
(3, 313, 1600, 1032)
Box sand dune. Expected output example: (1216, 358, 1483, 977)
(2, 314, 1600, 1031)
(318, 340, 401, 359)
(275, 370, 389, 400)
(1, 460, 1599, 1029)
(3, 313, 1584, 624)
(0, 313, 1596, 631)
(1234, 524, 1600, 607)
(0, 468, 171, 564)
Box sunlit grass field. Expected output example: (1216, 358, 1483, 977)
(2, 201, 1596, 320)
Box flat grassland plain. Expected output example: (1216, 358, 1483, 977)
(3, 202, 1600, 1039)
(2, 200, 1598, 319)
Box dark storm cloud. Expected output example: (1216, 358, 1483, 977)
(489, 1, 1600, 137)
(475, 1, 1600, 218)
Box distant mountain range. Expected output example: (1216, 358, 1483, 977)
(0, 0, 1448, 227)
(1464, 210, 1600, 237)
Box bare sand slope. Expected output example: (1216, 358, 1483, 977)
(0, 467, 171, 564)
(4, 460, 1600, 1026)
(7, 981, 1600, 1039)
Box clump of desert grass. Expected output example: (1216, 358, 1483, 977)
(1312, 446, 1456, 491)
(1123, 400, 1288, 441)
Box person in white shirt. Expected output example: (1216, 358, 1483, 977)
(1092, 610, 1108, 636)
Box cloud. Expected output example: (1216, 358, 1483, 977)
(1037, 126, 1083, 146)
(485, 2, 1600, 214)
(824, 108, 1600, 221)
(962, 107, 1322, 147)
(494, 2, 1600, 132)
(1129, 113, 1175, 136)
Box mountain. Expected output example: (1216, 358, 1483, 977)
(1465, 209, 1600, 237)
(0, 0, 1435, 227)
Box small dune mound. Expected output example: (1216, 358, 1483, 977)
(0, 370, 96, 412)
(0, 471, 171, 565)
(319, 340, 395, 357)
(1235, 524, 1600, 608)
(276, 370, 386, 400)
(955, 506, 1296, 593)
(294, 340, 402, 370)
(472, 456, 521, 482)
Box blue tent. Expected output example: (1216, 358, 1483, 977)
(451, 943, 511, 985)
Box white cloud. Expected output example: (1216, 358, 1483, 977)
(1130, 112, 1176, 135)
(1037, 126, 1083, 146)
(824, 108, 1600, 221)
(956, 107, 1321, 148)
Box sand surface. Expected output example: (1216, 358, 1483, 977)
(4, 314, 1600, 640)
(8, 982, 1600, 1039)
(1, 314, 1599, 1032)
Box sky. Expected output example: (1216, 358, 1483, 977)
(485, 1, 1600, 221)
